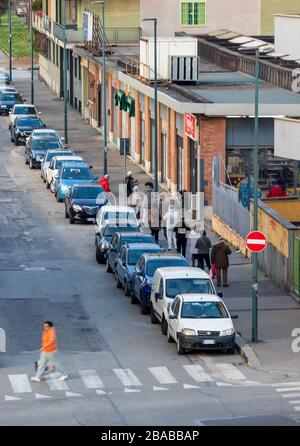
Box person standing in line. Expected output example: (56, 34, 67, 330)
(31, 321, 68, 382)
(148, 197, 161, 243)
(128, 185, 143, 219)
(126, 171, 138, 198)
(173, 217, 190, 258)
(162, 203, 179, 251)
(99, 174, 111, 192)
(195, 230, 212, 271)
(210, 239, 232, 287)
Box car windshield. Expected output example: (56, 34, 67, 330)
(32, 139, 61, 150)
(15, 106, 36, 114)
(166, 278, 214, 299)
(34, 131, 58, 138)
(146, 259, 188, 276)
(128, 249, 160, 265)
(103, 211, 135, 221)
(72, 186, 104, 199)
(56, 158, 80, 169)
(17, 118, 42, 127)
(103, 225, 139, 236)
(120, 236, 154, 249)
(61, 167, 92, 180)
(1, 93, 20, 101)
(46, 151, 65, 162)
(181, 301, 229, 319)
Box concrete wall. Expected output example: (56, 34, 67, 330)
(266, 199, 300, 223)
(274, 118, 300, 162)
(275, 14, 300, 59)
(262, 1, 300, 35)
(141, 0, 260, 37)
(78, 0, 139, 28)
(39, 54, 60, 97)
(212, 214, 250, 257)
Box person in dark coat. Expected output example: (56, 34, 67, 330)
(195, 230, 212, 271)
(126, 171, 138, 198)
(210, 239, 232, 287)
(173, 218, 190, 258)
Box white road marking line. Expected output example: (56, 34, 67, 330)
(153, 386, 169, 391)
(124, 388, 141, 393)
(216, 363, 247, 381)
(35, 393, 51, 399)
(216, 381, 234, 386)
(272, 382, 300, 387)
(96, 390, 107, 395)
(113, 369, 142, 387)
(45, 373, 69, 391)
(149, 367, 178, 385)
(65, 391, 82, 397)
(24, 267, 46, 271)
(288, 401, 300, 405)
(8, 374, 32, 393)
(5, 395, 22, 401)
(183, 364, 213, 382)
(183, 383, 200, 389)
(276, 387, 300, 393)
(294, 407, 300, 411)
(281, 393, 300, 398)
(79, 370, 104, 389)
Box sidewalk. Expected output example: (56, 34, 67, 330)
(14, 71, 300, 377)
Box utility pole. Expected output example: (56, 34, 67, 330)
(252, 49, 260, 342)
(30, 0, 34, 103)
(63, 0, 68, 144)
(102, 2, 107, 175)
(8, 0, 12, 82)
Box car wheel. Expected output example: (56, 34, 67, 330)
(29, 158, 35, 169)
(10, 134, 14, 142)
(140, 296, 149, 315)
(106, 259, 112, 273)
(177, 336, 186, 355)
(124, 281, 131, 296)
(130, 293, 138, 304)
(50, 181, 55, 193)
(150, 305, 159, 324)
(167, 327, 175, 343)
(25, 156, 29, 165)
(226, 346, 235, 355)
(56, 192, 62, 203)
(115, 272, 122, 289)
(161, 316, 168, 336)
(69, 216, 75, 224)
(65, 207, 69, 218)
(15, 137, 19, 146)
(96, 250, 105, 264)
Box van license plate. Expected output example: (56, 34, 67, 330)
(202, 340, 216, 345)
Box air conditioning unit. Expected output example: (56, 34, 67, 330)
(170, 56, 199, 82)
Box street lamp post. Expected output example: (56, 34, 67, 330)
(63, 0, 68, 144)
(30, 0, 34, 104)
(252, 48, 260, 342)
(8, 0, 12, 82)
(143, 17, 158, 193)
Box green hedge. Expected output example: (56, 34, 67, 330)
(0, 14, 38, 58)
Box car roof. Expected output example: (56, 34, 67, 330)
(32, 135, 60, 140)
(16, 115, 40, 121)
(154, 267, 211, 279)
(119, 232, 152, 238)
(144, 252, 186, 260)
(32, 129, 57, 133)
(14, 103, 35, 108)
(177, 293, 222, 303)
(61, 162, 89, 168)
(72, 184, 102, 189)
(53, 155, 82, 161)
(125, 243, 162, 250)
(100, 205, 136, 213)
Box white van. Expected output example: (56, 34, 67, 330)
(95, 205, 139, 234)
(150, 267, 218, 335)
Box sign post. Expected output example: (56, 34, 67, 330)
(184, 113, 196, 141)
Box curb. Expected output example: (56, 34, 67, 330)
(235, 334, 263, 370)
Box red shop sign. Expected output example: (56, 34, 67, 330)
(184, 113, 197, 141)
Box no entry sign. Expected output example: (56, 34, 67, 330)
(246, 231, 267, 253)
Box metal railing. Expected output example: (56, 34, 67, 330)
(53, 23, 83, 42)
(43, 14, 53, 34)
(105, 27, 141, 45)
(124, 56, 169, 85)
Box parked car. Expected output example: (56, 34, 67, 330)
(45, 155, 83, 192)
(65, 184, 107, 224)
(0, 71, 10, 85)
(95, 223, 140, 264)
(11, 116, 46, 145)
(167, 294, 238, 355)
(0, 85, 17, 94)
(25, 137, 63, 169)
(41, 148, 72, 181)
(9, 103, 40, 129)
(26, 128, 65, 146)
(0, 91, 23, 115)
(115, 243, 163, 297)
(131, 252, 189, 315)
(95, 205, 139, 235)
(106, 232, 155, 274)
(149, 267, 218, 335)
(54, 162, 98, 202)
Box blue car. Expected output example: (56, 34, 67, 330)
(0, 91, 23, 115)
(131, 252, 189, 314)
(115, 243, 164, 297)
(54, 162, 98, 202)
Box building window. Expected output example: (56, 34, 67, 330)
(78, 57, 81, 80)
(181, 1, 206, 26)
(56, 45, 59, 67)
(74, 57, 77, 78)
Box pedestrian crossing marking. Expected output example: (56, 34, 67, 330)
(183, 384, 200, 389)
(79, 370, 104, 389)
(35, 393, 51, 399)
(113, 369, 142, 387)
(288, 401, 300, 405)
(272, 382, 300, 387)
(281, 393, 300, 398)
(153, 386, 169, 391)
(216, 382, 234, 387)
(148, 367, 178, 385)
(216, 363, 247, 381)
(124, 388, 141, 393)
(5, 395, 22, 401)
(45, 373, 69, 391)
(65, 391, 82, 397)
(183, 365, 213, 382)
(8, 374, 32, 393)
(96, 390, 107, 395)
(276, 387, 300, 393)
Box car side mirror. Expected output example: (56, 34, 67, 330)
(60, 137, 65, 142)
(231, 315, 239, 319)
(169, 314, 177, 320)
(54, 174, 59, 179)
(38, 111, 42, 115)
(155, 292, 162, 301)
(43, 124, 46, 128)
(217, 292, 223, 298)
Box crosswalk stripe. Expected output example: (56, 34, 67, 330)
(35, 393, 51, 399)
(124, 388, 141, 393)
(45, 373, 69, 391)
(8, 374, 32, 393)
(294, 407, 300, 411)
(272, 382, 300, 387)
(5, 395, 22, 401)
(276, 387, 300, 393)
(113, 369, 142, 387)
(288, 400, 300, 405)
(79, 370, 104, 389)
(216, 363, 247, 381)
(183, 365, 213, 382)
(281, 393, 300, 398)
(148, 367, 178, 384)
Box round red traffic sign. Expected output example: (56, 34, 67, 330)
(245, 231, 267, 253)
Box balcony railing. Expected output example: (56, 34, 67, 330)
(105, 28, 141, 45)
(53, 23, 83, 42)
(43, 15, 53, 34)
(32, 11, 44, 33)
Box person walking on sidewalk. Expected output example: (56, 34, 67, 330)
(31, 321, 68, 382)
(210, 240, 232, 287)
(195, 230, 212, 271)
(126, 171, 138, 198)
(173, 217, 190, 258)
(162, 203, 179, 251)
(99, 174, 111, 192)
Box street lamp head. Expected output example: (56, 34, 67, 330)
(142, 17, 157, 22)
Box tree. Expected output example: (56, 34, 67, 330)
(0, 0, 8, 18)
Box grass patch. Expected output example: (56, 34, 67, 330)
(0, 14, 38, 58)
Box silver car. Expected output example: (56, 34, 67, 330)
(41, 148, 74, 182)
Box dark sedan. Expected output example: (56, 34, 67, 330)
(95, 224, 140, 264)
(25, 137, 63, 169)
(65, 185, 108, 224)
(11, 116, 46, 145)
(0, 92, 23, 115)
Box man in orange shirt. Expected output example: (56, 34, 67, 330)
(31, 321, 67, 382)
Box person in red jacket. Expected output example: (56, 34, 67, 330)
(99, 174, 111, 192)
(266, 183, 288, 198)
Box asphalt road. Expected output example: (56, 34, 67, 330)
(0, 111, 300, 426)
